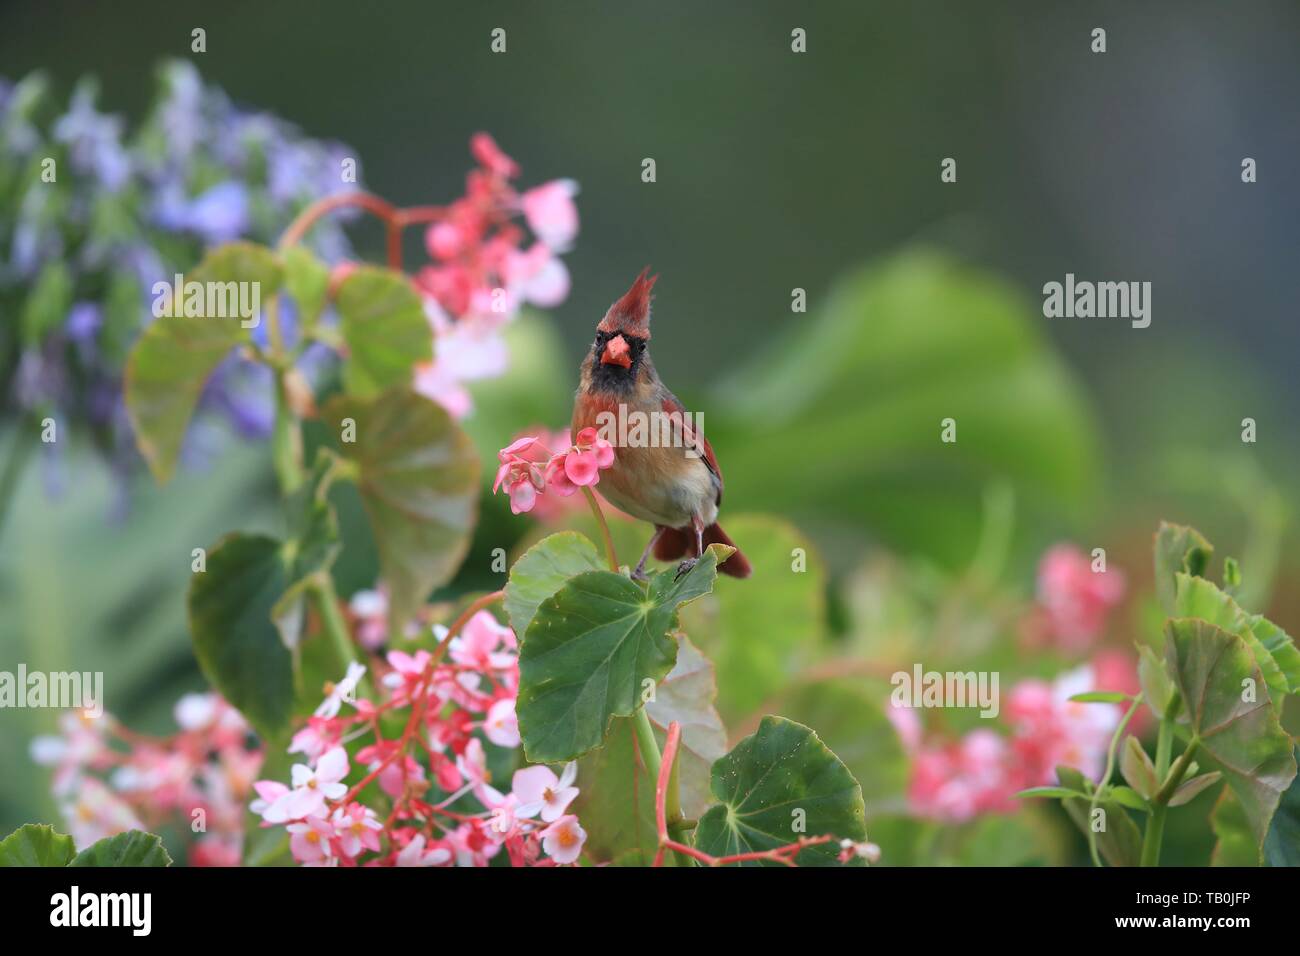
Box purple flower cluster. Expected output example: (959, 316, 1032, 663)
(0, 60, 361, 512)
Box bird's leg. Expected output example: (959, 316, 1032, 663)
(632, 526, 664, 581)
(675, 515, 706, 579)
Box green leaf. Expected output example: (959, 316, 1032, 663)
(1168, 771, 1222, 808)
(1153, 522, 1213, 615)
(571, 635, 727, 864)
(1174, 573, 1289, 708)
(694, 716, 867, 866)
(69, 830, 172, 867)
(189, 533, 297, 740)
(1137, 643, 1175, 720)
(773, 678, 909, 816)
(270, 454, 343, 650)
(709, 251, 1100, 567)
(1164, 618, 1297, 849)
(283, 245, 330, 328)
(1016, 787, 1085, 800)
(516, 545, 727, 763)
(1109, 786, 1151, 811)
(125, 242, 282, 483)
(1210, 789, 1260, 866)
(1263, 747, 1300, 867)
(0, 824, 75, 866)
(1251, 614, 1300, 695)
(1056, 765, 1143, 867)
(1120, 736, 1158, 800)
(1070, 691, 1131, 704)
(504, 531, 604, 637)
(336, 267, 433, 398)
(323, 387, 479, 629)
(680, 514, 826, 721)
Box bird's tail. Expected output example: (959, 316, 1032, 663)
(654, 522, 752, 578)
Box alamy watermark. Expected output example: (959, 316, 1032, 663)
(151, 274, 261, 328)
(1042, 273, 1150, 329)
(594, 405, 705, 459)
(0, 665, 103, 717)
(891, 664, 999, 718)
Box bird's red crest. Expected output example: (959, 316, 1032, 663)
(597, 266, 657, 339)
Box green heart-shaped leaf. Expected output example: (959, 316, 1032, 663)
(336, 267, 433, 398)
(125, 242, 282, 483)
(504, 531, 604, 637)
(693, 715, 867, 866)
(69, 830, 172, 867)
(1210, 789, 1260, 866)
(1175, 573, 1290, 708)
(189, 534, 297, 740)
(1165, 618, 1297, 849)
(516, 544, 728, 763)
(323, 387, 480, 629)
(0, 824, 75, 866)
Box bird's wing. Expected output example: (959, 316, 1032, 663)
(660, 391, 722, 502)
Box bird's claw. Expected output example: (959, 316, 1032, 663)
(674, 558, 698, 580)
(630, 567, 650, 582)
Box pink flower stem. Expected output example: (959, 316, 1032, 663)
(277, 190, 448, 271)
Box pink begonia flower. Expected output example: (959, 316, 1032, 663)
(456, 738, 504, 807)
(382, 648, 432, 705)
(486, 793, 521, 840)
(493, 435, 548, 514)
(885, 701, 923, 752)
(544, 453, 578, 497)
(539, 814, 587, 865)
(289, 718, 339, 764)
(563, 427, 615, 488)
(449, 821, 501, 867)
(288, 815, 336, 865)
(190, 835, 241, 868)
(908, 729, 1019, 823)
(250, 780, 289, 819)
(483, 698, 520, 748)
(504, 242, 571, 308)
(521, 179, 580, 251)
(513, 762, 580, 823)
(395, 833, 453, 867)
(414, 358, 474, 420)
(1035, 544, 1126, 652)
(330, 803, 384, 858)
(470, 132, 520, 179)
(261, 746, 349, 823)
(314, 662, 367, 719)
(1007, 664, 1120, 786)
(61, 777, 145, 849)
(348, 587, 389, 650)
(173, 692, 220, 731)
(451, 610, 517, 672)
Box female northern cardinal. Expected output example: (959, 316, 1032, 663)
(571, 268, 751, 579)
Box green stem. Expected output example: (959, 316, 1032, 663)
(271, 368, 305, 495)
(581, 486, 618, 572)
(1086, 693, 1143, 867)
(310, 575, 358, 671)
(1141, 737, 1198, 867)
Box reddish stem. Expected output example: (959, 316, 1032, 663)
(277, 190, 447, 272)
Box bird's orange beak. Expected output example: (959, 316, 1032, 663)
(600, 334, 632, 368)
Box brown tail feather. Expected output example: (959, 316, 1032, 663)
(653, 523, 751, 579)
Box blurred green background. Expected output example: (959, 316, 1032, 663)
(2, 0, 1297, 859)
